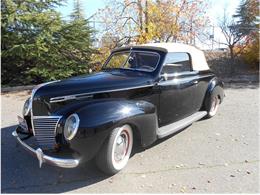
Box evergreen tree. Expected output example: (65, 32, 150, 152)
(70, 0, 84, 20)
(233, 0, 259, 35)
(1, 0, 93, 86)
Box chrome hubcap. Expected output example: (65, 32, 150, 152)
(114, 131, 129, 162)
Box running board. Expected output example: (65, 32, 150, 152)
(157, 111, 207, 138)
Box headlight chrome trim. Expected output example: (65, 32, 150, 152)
(64, 113, 80, 141)
(23, 97, 31, 116)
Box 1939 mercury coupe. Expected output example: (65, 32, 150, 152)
(13, 43, 224, 175)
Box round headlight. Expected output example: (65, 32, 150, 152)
(64, 114, 80, 141)
(23, 97, 31, 116)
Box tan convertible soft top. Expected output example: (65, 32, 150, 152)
(142, 43, 210, 71)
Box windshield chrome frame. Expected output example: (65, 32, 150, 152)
(102, 50, 161, 73)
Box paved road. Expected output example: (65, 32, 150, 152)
(1, 83, 259, 193)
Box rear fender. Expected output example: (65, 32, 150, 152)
(203, 77, 224, 111)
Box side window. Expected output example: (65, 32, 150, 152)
(162, 52, 192, 74)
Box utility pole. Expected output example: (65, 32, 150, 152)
(211, 25, 214, 50)
(190, 17, 193, 45)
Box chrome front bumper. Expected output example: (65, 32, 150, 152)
(12, 130, 79, 168)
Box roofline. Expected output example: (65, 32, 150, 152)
(112, 45, 168, 53)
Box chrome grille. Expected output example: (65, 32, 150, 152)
(32, 116, 61, 149)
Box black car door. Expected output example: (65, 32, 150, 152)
(158, 52, 199, 126)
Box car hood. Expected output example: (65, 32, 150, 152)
(34, 70, 154, 100)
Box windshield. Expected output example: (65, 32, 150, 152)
(103, 51, 160, 72)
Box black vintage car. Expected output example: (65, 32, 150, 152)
(13, 43, 224, 175)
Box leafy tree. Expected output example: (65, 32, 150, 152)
(1, 0, 93, 86)
(95, 0, 209, 59)
(96, 0, 208, 46)
(218, 10, 245, 63)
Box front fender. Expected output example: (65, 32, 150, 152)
(69, 99, 158, 162)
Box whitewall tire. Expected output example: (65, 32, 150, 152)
(207, 96, 220, 118)
(95, 124, 133, 175)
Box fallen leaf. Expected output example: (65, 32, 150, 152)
(192, 187, 196, 190)
(180, 187, 186, 193)
(230, 174, 235, 177)
(246, 171, 251, 174)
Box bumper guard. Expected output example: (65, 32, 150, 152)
(12, 130, 79, 168)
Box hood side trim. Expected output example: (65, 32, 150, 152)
(50, 84, 154, 103)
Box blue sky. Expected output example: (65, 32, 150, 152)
(56, 0, 105, 19)
(56, 0, 241, 49)
(57, 0, 240, 23)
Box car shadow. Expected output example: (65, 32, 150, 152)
(1, 125, 110, 193)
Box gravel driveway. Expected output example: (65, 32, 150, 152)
(1, 83, 259, 193)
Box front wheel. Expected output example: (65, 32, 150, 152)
(95, 124, 133, 175)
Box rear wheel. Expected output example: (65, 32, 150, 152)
(206, 96, 220, 118)
(95, 124, 133, 175)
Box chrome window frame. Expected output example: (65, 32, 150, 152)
(160, 52, 194, 77)
(103, 50, 161, 73)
